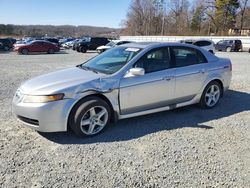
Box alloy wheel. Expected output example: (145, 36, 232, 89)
(205, 85, 220, 107)
(80, 106, 108, 135)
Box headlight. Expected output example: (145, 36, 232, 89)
(22, 93, 64, 103)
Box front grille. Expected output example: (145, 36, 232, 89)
(17, 116, 39, 126)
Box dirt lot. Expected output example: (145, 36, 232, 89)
(0, 49, 250, 187)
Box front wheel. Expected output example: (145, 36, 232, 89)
(199, 81, 222, 109)
(21, 48, 29, 55)
(226, 47, 231, 52)
(69, 97, 111, 137)
(3, 46, 10, 51)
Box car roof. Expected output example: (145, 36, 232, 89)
(31, 40, 53, 44)
(121, 42, 206, 49)
(121, 42, 219, 62)
(182, 39, 213, 42)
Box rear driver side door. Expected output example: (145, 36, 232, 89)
(170, 46, 208, 102)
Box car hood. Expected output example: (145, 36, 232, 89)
(97, 46, 111, 50)
(20, 67, 104, 95)
(14, 44, 27, 48)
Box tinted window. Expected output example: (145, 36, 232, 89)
(194, 41, 211, 47)
(235, 40, 242, 45)
(170, 47, 207, 67)
(217, 40, 225, 45)
(134, 48, 171, 74)
(32, 42, 43, 45)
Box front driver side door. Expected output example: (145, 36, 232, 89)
(119, 47, 176, 115)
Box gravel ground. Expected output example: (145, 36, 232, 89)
(0, 49, 250, 188)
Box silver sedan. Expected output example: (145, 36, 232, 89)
(13, 42, 232, 136)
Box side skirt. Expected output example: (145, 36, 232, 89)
(118, 94, 201, 120)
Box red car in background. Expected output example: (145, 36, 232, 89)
(14, 40, 60, 55)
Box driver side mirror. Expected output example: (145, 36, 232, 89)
(124, 68, 145, 78)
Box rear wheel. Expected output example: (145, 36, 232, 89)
(199, 81, 222, 109)
(81, 46, 87, 53)
(48, 48, 55, 54)
(69, 97, 111, 137)
(21, 48, 29, 55)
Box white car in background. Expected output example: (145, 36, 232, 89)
(180, 39, 215, 54)
(62, 40, 78, 49)
(97, 40, 132, 53)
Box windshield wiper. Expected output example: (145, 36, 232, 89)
(77, 65, 99, 74)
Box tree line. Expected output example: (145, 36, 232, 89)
(122, 0, 250, 36)
(0, 24, 119, 38)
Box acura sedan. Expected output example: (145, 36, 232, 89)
(13, 42, 232, 136)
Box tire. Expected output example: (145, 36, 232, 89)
(69, 97, 111, 137)
(226, 47, 231, 52)
(199, 81, 222, 109)
(81, 46, 87, 53)
(3, 46, 10, 51)
(248, 49, 250, 53)
(48, 48, 55, 54)
(76, 47, 80, 52)
(21, 48, 29, 55)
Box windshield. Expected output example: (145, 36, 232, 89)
(81, 46, 141, 74)
(106, 41, 116, 47)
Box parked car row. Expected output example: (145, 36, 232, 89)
(180, 39, 244, 53)
(1, 36, 249, 54)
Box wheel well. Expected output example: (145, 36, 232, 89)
(67, 93, 117, 130)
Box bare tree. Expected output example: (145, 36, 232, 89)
(239, 0, 249, 30)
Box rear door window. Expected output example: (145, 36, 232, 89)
(170, 47, 207, 68)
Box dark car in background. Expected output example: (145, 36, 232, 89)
(72, 38, 88, 50)
(215, 40, 243, 52)
(0, 38, 14, 51)
(76, 37, 109, 53)
(14, 40, 60, 55)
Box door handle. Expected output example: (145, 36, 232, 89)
(163, 76, 174, 81)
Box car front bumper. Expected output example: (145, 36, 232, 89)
(12, 96, 76, 132)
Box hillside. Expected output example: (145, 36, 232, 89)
(0, 24, 121, 38)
